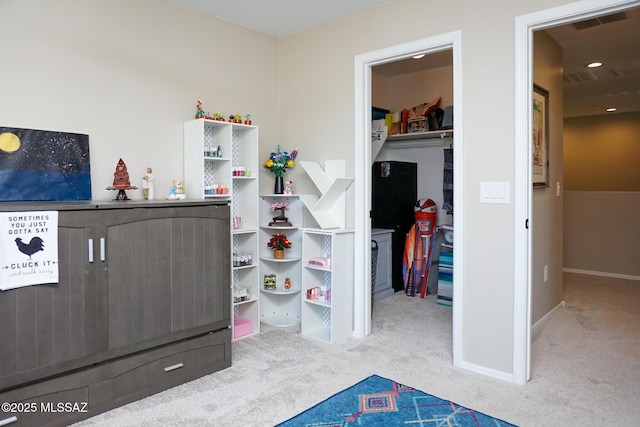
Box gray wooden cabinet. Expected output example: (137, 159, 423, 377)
(0, 200, 231, 427)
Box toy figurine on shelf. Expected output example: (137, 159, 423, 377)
(195, 100, 206, 119)
(284, 277, 292, 291)
(105, 158, 138, 200)
(269, 201, 292, 227)
(142, 167, 154, 200)
(196, 101, 216, 119)
(283, 180, 293, 195)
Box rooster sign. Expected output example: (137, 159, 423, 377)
(15, 236, 45, 259)
(0, 211, 59, 291)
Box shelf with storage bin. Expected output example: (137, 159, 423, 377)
(232, 229, 260, 339)
(229, 124, 259, 338)
(184, 118, 260, 340)
(301, 228, 354, 344)
(259, 195, 303, 327)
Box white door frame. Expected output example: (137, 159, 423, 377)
(514, 0, 640, 384)
(354, 31, 464, 367)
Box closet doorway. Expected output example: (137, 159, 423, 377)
(354, 32, 463, 368)
(370, 51, 453, 308)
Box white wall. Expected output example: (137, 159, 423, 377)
(0, 0, 278, 200)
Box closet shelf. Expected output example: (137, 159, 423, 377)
(388, 129, 452, 141)
(385, 129, 452, 149)
(372, 129, 452, 160)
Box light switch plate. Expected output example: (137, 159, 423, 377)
(480, 181, 510, 204)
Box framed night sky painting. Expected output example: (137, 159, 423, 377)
(0, 126, 91, 201)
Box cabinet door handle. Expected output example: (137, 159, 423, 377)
(163, 362, 184, 372)
(0, 416, 18, 426)
(88, 238, 94, 263)
(100, 238, 106, 262)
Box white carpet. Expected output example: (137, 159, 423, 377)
(74, 273, 640, 426)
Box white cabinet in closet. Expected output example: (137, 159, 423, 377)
(371, 228, 394, 302)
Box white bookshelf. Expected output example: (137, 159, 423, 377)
(184, 119, 260, 339)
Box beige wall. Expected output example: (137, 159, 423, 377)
(3, 0, 628, 381)
(564, 113, 640, 191)
(531, 31, 564, 325)
(0, 0, 279, 199)
(372, 65, 454, 113)
(563, 112, 640, 277)
(277, 0, 581, 377)
(564, 191, 640, 277)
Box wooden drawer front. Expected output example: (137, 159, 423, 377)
(0, 330, 231, 427)
(90, 329, 231, 410)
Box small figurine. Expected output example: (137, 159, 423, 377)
(173, 180, 185, 195)
(196, 100, 205, 119)
(283, 180, 293, 195)
(142, 167, 154, 200)
(105, 158, 138, 200)
(284, 277, 292, 291)
(167, 180, 186, 200)
(269, 201, 292, 227)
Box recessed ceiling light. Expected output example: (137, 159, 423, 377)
(606, 107, 617, 112)
(587, 62, 603, 68)
(412, 54, 425, 60)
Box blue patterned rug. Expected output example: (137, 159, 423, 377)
(275, 375, 517, 426)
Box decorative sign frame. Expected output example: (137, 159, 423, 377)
(532, 85, 549, 187)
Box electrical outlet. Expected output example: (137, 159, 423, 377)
(544, 265, 549, 282)
(556, 182, 561, 197)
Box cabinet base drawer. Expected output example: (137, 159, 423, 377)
(0, 329, 231, 427)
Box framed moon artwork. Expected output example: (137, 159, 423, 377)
(0, 126, 91, 201)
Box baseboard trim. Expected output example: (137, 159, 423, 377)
(563, 268, 640, 281)
(532, 300, 565, 333)
(456, 360, 515, 384)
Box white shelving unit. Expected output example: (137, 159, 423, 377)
(299, 160, 353, 230)
(301, 228, 354, 344)
(259, 195, 303, 327)
(184, 119, 260, 340)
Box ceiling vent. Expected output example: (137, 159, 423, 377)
(572, 12, 628, 30)
(610, 67, 640, 77)
(563, 70, 597, 84)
